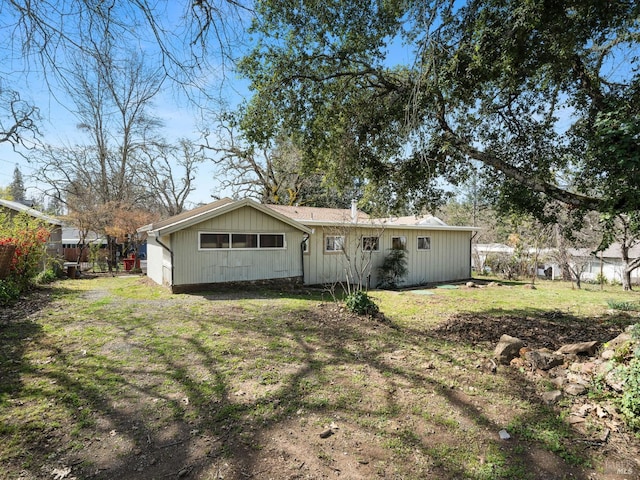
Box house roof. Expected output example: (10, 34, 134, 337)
(569, 243, 640, 259)
(267, 204, 477, 231)
(0, 198, 63, 226)
(265, 204, 371, 223)
(61, 227, 104, 244)
(139, 198, 313, 236)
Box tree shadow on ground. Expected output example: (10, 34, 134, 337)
(2, 283, 637, 479)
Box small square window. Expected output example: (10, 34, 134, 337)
(391, 236, 407, 250)
(417, 236, 431, 250)
(325, 235, 345, 252)
(362, 236, 380, 251)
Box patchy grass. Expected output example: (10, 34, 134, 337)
(0, 276, 639, 479)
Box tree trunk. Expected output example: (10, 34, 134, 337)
(621, 244, 633, 291)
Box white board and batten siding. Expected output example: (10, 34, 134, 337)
(303, 226, 472, 287)
(171, 206, 306, 286)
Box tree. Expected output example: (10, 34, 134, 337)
(601, 213, 640, 291)
(3, 1, 248, 91)
(239, 0, 640, 219)
(203, 113, 362, 207)
(0, 85, 40, 148)
(32, 32, 165, 271)
(9, 165, 26, 204)
(139, 139, 204, 217)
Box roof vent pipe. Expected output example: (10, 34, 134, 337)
(351, 199, 358, 223)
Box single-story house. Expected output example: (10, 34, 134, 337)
(473, 242, 640, 284)
(62, 227, 106, 262)
(567, 244, 640, 284)
(0, 198, 63, 259)
(139, 198, 476, 293)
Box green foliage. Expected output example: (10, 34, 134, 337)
(618, 357, 640, 430)
(0, 212, 51, 290)
(0, 278, 21, 305)
(377, 248, 408, 289)
(35, 269, 58, 285)
(240, 0, 640, 219)
(606, 299, 640, 312)
(345, 290, 379, 316)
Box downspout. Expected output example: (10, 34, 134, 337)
(470, 231, 477, 278)
(301, 233, 309, 285)
(154, 232, 174, 290)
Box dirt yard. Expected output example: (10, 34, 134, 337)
(1, 276, 639, 479)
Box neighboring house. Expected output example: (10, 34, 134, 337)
(0, 198, 63, 259)
(61, 227, 106, 262)
(473, 242, 640, 284)
(140, 198, 476, 293)
(568, 244, 640, 284)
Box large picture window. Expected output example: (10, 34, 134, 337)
(200, 233, 285, 250)
(417, 236, 431, 250)
(325, 235, 345, 252)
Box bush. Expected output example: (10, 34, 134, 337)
(377, 248, 408, 289)
(345, 290, 379, 316)
(35, 268, 58, 285)
(616, 324, 640, 430)
(0, 278, 21, 305)
(607, 299, 640, 312)
(619, 357, 640, 430)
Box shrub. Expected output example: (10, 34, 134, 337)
(377, 248, 408, 289)
(616, 324, 640, 430)
(345, 290, 379, 316)
(0, 278, 21, 305)
(607, 299, 640, 312)
(0, 212, 52, 290)
(35, 268, 58, 285)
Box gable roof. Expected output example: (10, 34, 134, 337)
(139, 198, 312, 236)
(0, 198, 63, 226)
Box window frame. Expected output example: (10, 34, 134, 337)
(324, 235, 346, 253)
(417, 236, 432, 251)
(361, 236, 381, 252)
(199, 232, 286, 250)
(391, 236, 407, 250)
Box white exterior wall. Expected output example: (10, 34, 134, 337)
(171, 206, 305, 287)
(146, 235, 172, 286)
(303, 225, 472, 287)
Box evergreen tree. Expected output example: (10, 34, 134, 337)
(9, 166, 26, 204)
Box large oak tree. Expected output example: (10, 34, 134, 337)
(239, 0, 640, 219)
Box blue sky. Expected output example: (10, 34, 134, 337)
(0, 1, 252, 207)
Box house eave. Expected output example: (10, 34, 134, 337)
(143, 198, 313, 237)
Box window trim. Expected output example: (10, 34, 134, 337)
(199, 232, 286, 250)
(391, 236, 407, 250)
(361, 236, 381, 252)
(324, 235, 346, 253)
(417, 236, 432, 251)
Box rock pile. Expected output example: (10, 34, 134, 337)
(493, 325, 640, 442)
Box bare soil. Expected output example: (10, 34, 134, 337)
(1, 278, 639, 480)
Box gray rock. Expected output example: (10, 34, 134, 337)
(605, 331, 632, 350)
(525, 349, 564, 371)
(555, 341, 599, 356)
(564, 383, 587, 396)
(541, 390, 563, 405)
(601, 349, 615, 360)
(494, 335, 524, 365)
